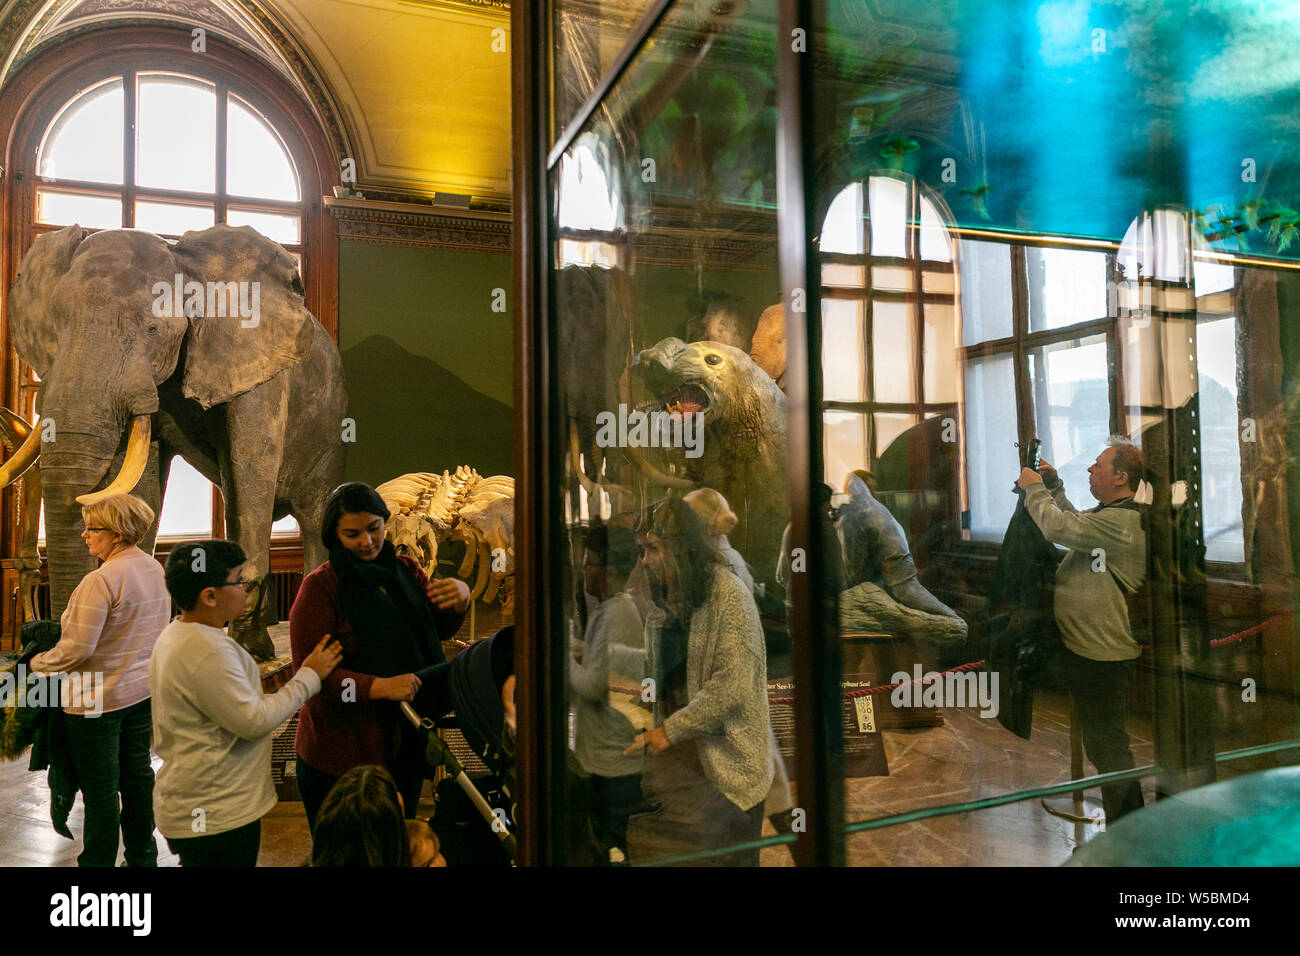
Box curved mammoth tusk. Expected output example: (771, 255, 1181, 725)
(0, 411, 41, 489)
(626, 446, 695, 489)
(76, 415, 152, 506)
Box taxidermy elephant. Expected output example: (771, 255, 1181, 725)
(3, 224, 347, 662)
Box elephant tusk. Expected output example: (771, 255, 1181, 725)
(0, 412, 41, 489)
(76, 415, 151, 505)
(0, 406, 35, 454)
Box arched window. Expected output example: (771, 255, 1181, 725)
(30, 71, 304, 540)
(2, 28, 340, 557)
(819, 174, 961, 491)
(555, 133, 623, 268)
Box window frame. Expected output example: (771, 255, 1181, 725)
(818, 175, 963, 567)
(955, 231, 1246, 577)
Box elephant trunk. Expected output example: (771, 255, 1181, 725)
(41, 465, 110, 616)
(34, 352, 159, 617)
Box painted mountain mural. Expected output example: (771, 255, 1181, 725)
(341, 334, 514, 486)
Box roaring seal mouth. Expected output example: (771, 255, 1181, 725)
(655, 382, 710, 416)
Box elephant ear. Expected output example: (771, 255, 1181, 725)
(171, 225, 313, 409)
(10, 224, 88, 377)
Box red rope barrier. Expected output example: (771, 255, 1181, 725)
(1208, 610, 1292, 647)
(610, 611, 1294, 705)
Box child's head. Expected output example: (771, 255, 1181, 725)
(163, 539, 249, 622)
(311, 765, 411, 867)
(683, 487, 738, 536)
(582, 524, 639, 596)
(405, 819, 446, 868)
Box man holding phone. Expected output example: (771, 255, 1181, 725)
(1016, 437, 1147, 824)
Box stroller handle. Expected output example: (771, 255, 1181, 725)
(399, 701, 518, 859)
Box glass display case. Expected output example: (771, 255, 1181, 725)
(514, 0, 1300, 866)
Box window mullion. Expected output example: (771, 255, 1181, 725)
(1010, 244, 1032, 447)
(216, 83, 228, 223)
(910, 185, 925, 410)
(123, 70, 135, 228)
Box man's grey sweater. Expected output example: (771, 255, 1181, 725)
(1023, 478, 1145, 662)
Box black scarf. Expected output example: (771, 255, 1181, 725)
(329, 540, 446, 679)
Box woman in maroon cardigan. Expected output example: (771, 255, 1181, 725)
(290, 482, 469, 831)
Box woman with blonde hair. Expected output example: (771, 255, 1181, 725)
(30, 493, 171, 866)
(683, 487, 755, 593)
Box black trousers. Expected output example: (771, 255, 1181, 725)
(62, 698, 157, 867)
(590, 773, 644, 853)
(166, 820, 261, 867)
(297, 756, 424, 835)
(1051, 647, 1145, 824)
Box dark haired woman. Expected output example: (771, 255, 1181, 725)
(310, 765, 411, 867)
(290, 482, 470, 831)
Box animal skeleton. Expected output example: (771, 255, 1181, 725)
(376, 466, 515, 615)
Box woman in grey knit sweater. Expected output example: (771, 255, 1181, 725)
(624, 499, 774, 865)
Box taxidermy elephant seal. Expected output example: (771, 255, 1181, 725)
(631, 337, 787, 587)
(836, 475, 968, 649)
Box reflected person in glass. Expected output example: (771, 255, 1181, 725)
(684, 486, 756, 595)
(623, 499, 774, 865)
(1016, 438, 1147, 823)
(569, 525, 648, 864)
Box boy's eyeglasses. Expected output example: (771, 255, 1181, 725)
(216, 579, 257, 592)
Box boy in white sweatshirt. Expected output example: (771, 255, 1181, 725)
(150, 539, 341, 866)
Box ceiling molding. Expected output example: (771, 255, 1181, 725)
(325, 192, 774, 269)
(326, 196, 511, 251)
(396, 0, 508, 18)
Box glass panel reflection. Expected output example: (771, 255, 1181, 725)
(541, 0, 1300, 866)
(1027, 247, 1109, 332)
(1027, 333, 1110, 497)
(550, 0, 798, 867)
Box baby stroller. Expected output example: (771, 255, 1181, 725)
(400, 626, 516, 867)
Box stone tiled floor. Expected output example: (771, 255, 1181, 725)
(1, 686, 1146, 868)
(756, 688, 1156, 867)
(4, 620, 1285, 867)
